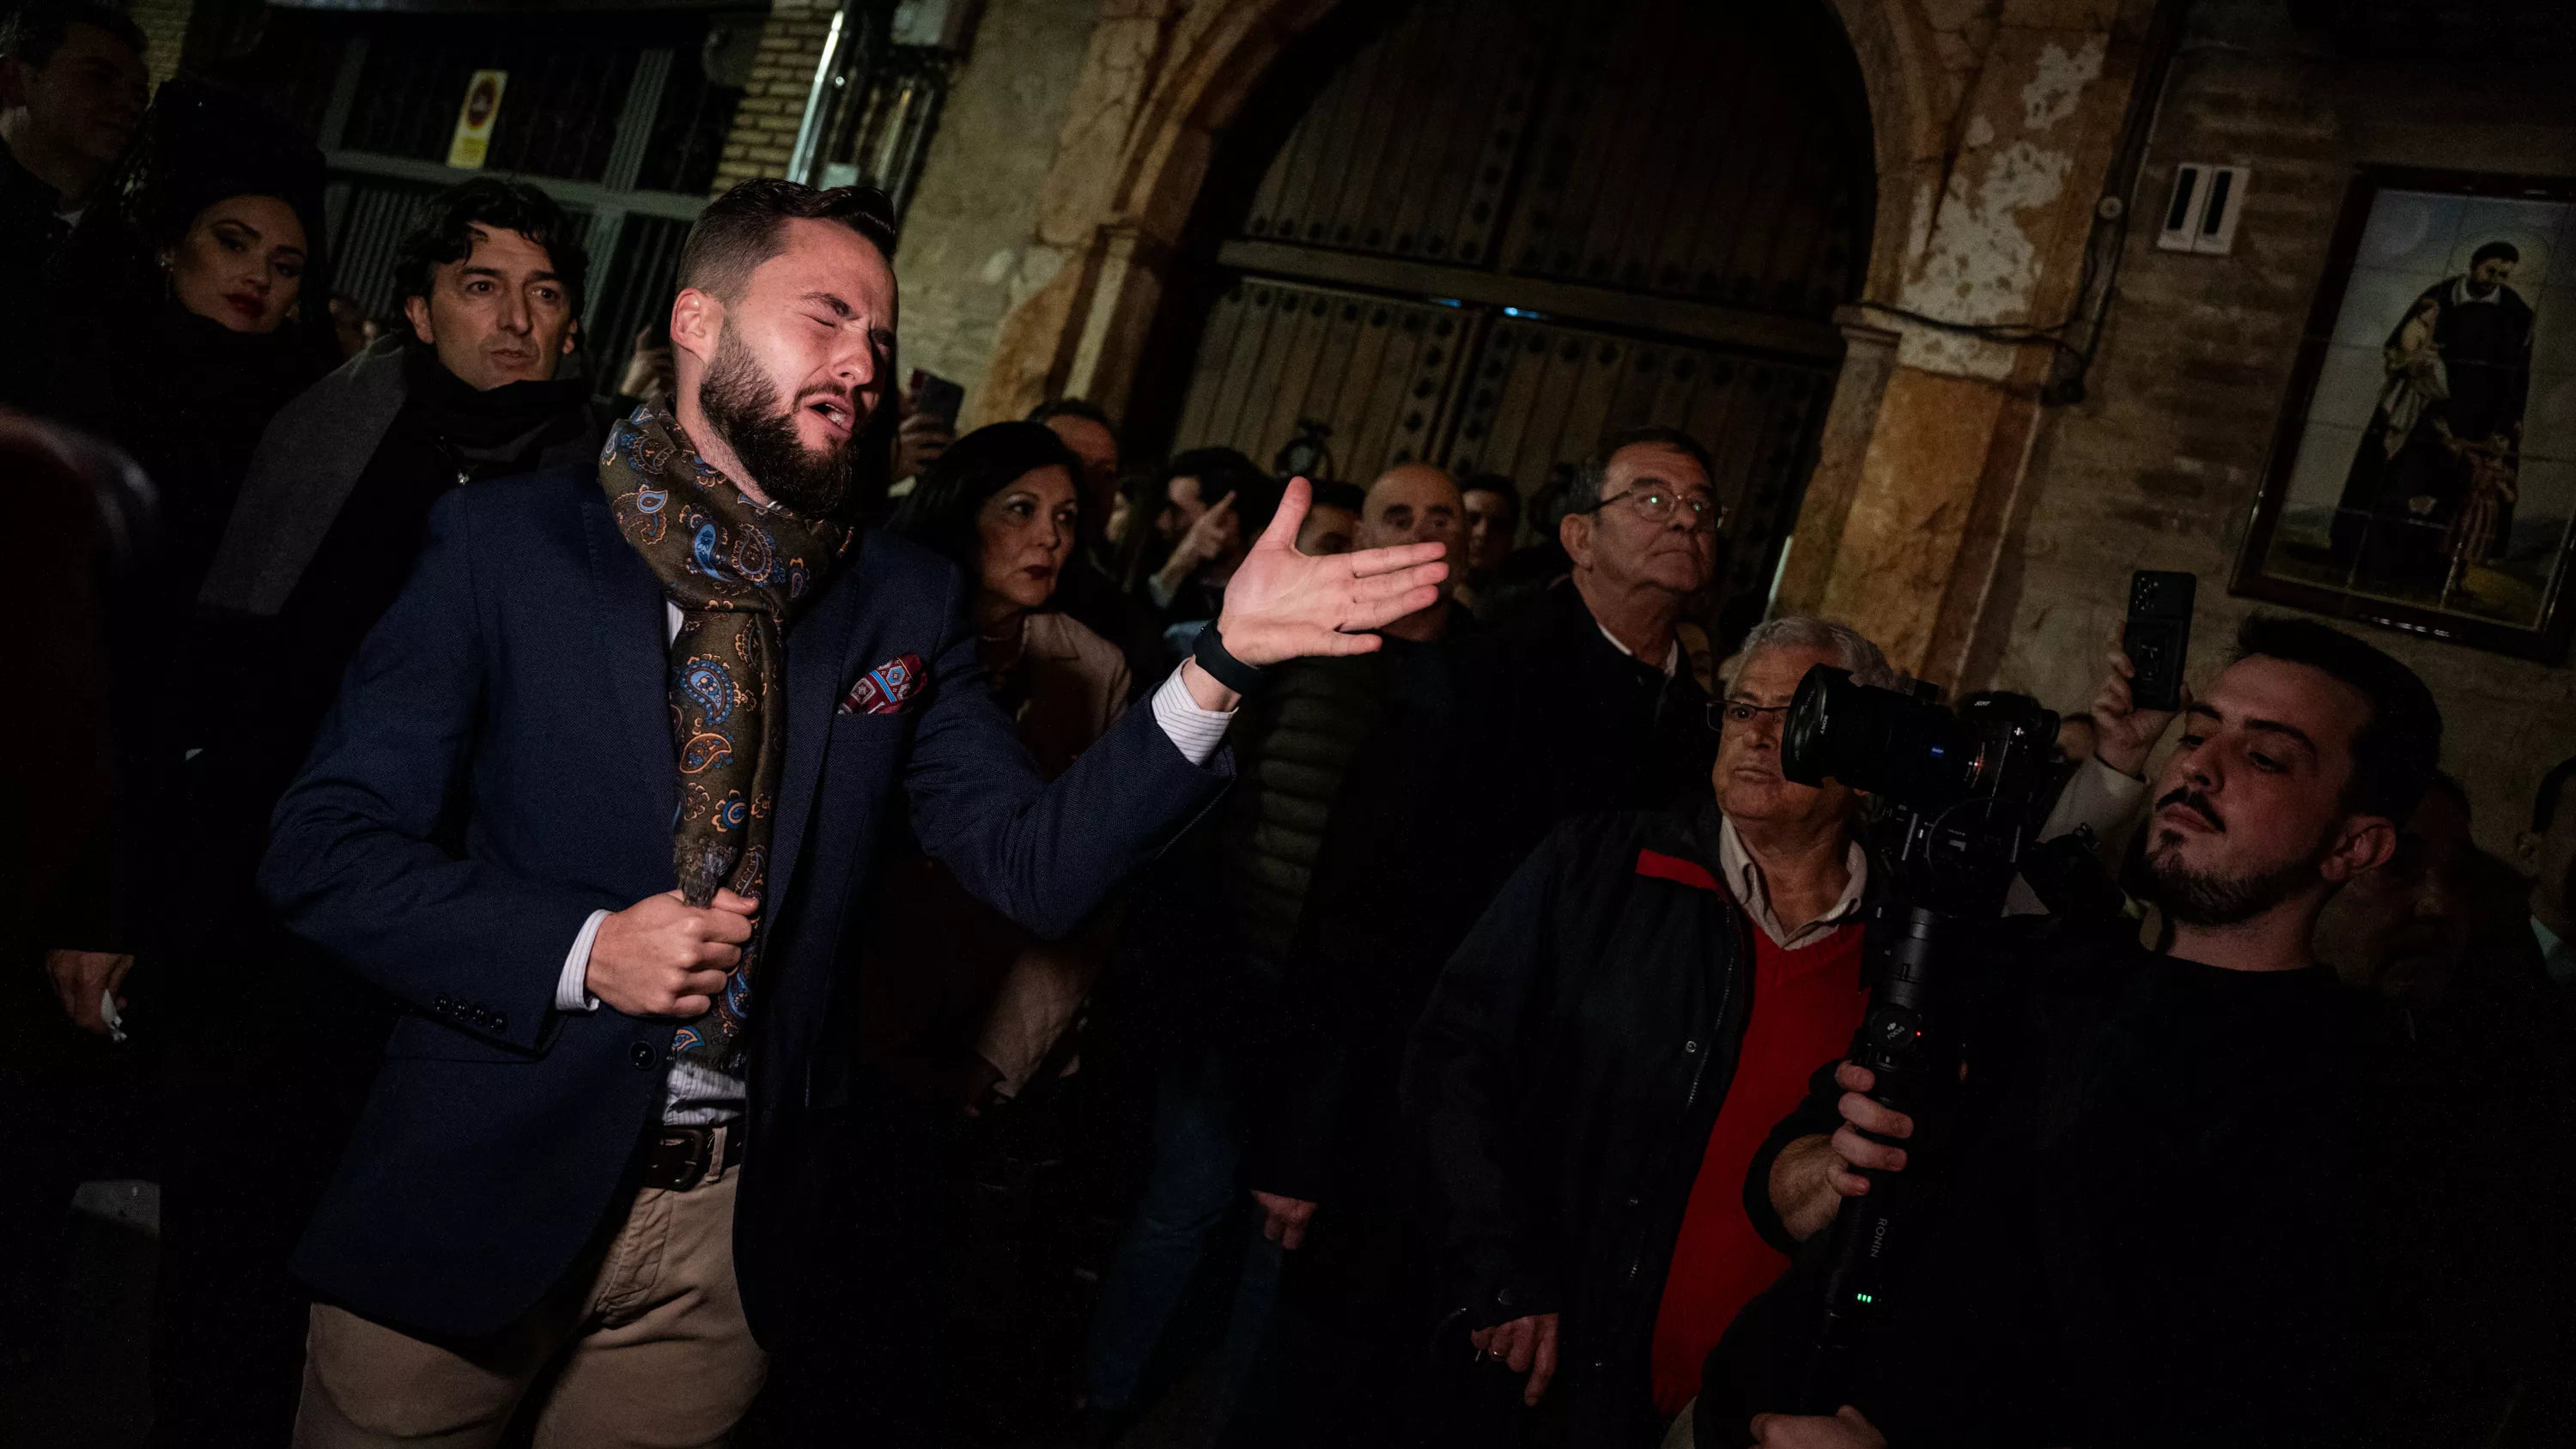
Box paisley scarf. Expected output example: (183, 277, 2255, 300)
(599, 404, 853, 1070)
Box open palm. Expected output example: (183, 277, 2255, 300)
(1216, 477, 1449, 665)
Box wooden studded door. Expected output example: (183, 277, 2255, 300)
(1160, 0, 1872, 640)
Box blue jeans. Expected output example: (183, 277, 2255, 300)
(1084, 1037, 1282, 1417)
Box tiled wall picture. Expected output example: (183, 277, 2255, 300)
(2238, 166, 2576, 660)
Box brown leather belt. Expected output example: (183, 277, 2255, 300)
(639, 1124, 744, 1191)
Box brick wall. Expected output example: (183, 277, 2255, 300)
(1989, 0, 2576, 852)
(890, 0, 1099, 415)
(711, 0, 837, 193)
(123, 0, 193, 88)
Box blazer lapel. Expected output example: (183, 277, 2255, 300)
(583, 492, 679, 845)
(766, 564, 864, 915)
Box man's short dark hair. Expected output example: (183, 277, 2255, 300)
(2423, 770, 2469, 814)
(2470, 239, 2520, 269)
(1313, 479, 1367, 515)
(1461, 471, 1521, 517)
(1565, 426, 1718, 514)
(2232, 615, 2442, 823)
(394, 178, 589, 313)
(0, 2, 145, 70)
(1027, 397, 1114, 431)
(1158, 446, 1264, 509)
(678, 178, 896, 304)
(2531, 756, 2576, 835)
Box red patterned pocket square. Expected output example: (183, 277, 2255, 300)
(840, 653, 927, 715)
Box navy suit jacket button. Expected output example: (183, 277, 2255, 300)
(631, 1043, 656, 1069)
(434, 996, 452, 1014)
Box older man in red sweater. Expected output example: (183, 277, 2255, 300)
(1407, 615, 1896, 1447)
(1642, 618, 1892, 1418)
(1409, 609, 2167, 1446)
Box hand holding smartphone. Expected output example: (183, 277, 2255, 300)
(907, 368, 965, 428)
(2121, 570, 2195, 713)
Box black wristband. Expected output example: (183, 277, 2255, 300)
(1192, 621, 1267, 695)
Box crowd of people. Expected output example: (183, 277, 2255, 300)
(15, 3, 2576, 1447)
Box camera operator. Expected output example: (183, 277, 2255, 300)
(1399, 615, 2146, 1447)
(1708, 616, 2439, 1449)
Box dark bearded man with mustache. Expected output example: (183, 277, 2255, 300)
(1700, 616, 2445, 1449)
(254, 178, 1450, 1446)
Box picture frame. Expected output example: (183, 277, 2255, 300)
(2233, 165, 2576, 661)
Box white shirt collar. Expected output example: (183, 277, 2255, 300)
(1596, 621, 1680, 678)
(2451, 276, 2507, 308)
(2537, 915, 2576, 988)
(1716, 812, 1868, 950)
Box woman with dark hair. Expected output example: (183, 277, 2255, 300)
(876, 421, 1134, 1100)
(33, 76, 337, 1017)
(24, 79, 341, 1446)
(894, 420, 1133, 770)
(33, 74, 337, 1056)
(33, 77, 337, 603)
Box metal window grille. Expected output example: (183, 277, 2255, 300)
(588, 215, 696, 373)
(324, 176, 446, 324)
(805, 45, 955, 218)
(313, 11, 744, 385)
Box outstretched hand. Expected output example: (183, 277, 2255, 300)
(1215, 477, 1447, 667)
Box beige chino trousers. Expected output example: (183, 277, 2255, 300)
(292, 1131, 763, 1449)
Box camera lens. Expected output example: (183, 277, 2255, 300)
(1780, 664, 1989, 809)
(1778, 666, 1846, 788)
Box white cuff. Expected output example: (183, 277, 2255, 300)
(557, 909, 608, 1012)
(1145, 573, 1178, 611)
(1149, 665, 1235, 767)
(2041, 755, 2150, 844)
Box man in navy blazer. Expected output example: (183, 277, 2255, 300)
(260, 180, 1445, 1447)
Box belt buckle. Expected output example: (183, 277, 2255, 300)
(655, 1128, 710, 1189)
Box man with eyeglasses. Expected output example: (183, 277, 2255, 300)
(1488, 427, 1726, 854)
(1403, 613, 1905, 1447)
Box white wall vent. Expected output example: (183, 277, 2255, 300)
(2157, 163, 2248, 255)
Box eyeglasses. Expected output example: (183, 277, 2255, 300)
(1710, 700, 1790, 732)
(1582, 488, 1722, 534)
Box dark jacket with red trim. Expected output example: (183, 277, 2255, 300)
(1401, 803, 1755, 1447)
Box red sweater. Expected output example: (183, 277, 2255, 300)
(1649, 919, 1870, 1416)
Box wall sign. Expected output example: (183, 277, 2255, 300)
(447, 70, 507, 170)
(2234, 166, 2576, 660)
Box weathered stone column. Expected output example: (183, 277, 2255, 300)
(1773, 307, 1903, 618)
(974, 2, 1200, 424)
(1812, 0, 2154, 688)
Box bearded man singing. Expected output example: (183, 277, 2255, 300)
(258, 180, 1446, 1448)
(1700, 615, 2441, 1449)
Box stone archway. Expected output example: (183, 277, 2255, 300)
(972, 0, 2159, 688)
(972, 0, 1959, 431)
(969, 0, 1339, 425)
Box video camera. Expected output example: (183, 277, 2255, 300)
(1780, 666, 2060, 900)
(1775, 665, 2061, 1410)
